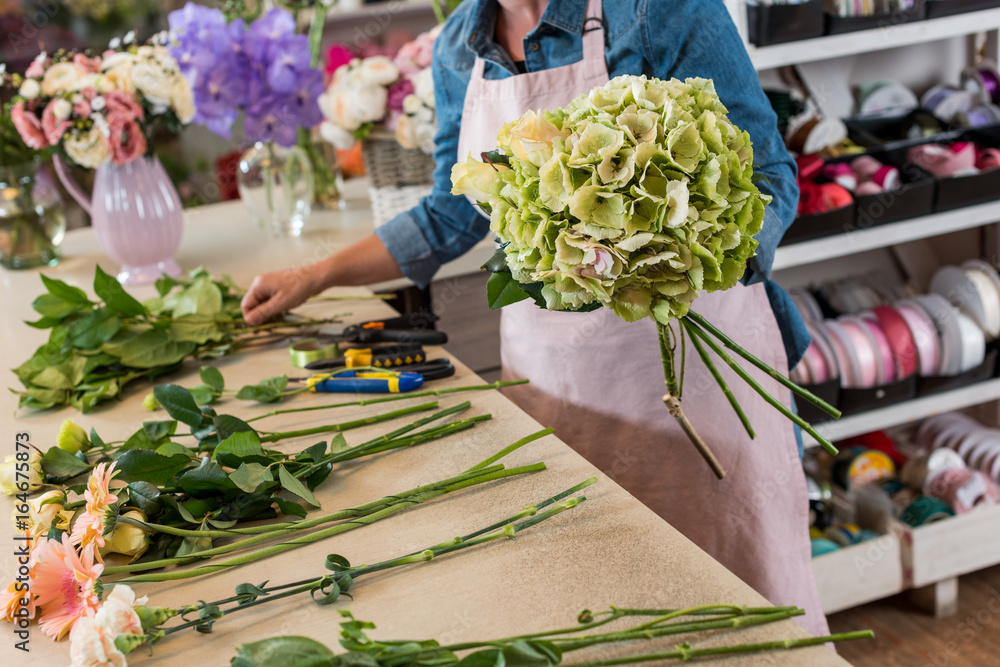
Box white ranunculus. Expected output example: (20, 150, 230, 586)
(52, 98, 72, 120)
(402, 94, 423, 116)
(18, 79, 40, 100)
(320, 121, 356, 150)
(170, 75, 194, 124)
(41, 62, 84, 96)
(132, 60, 172, 109)
(0, 452, 42, 496)
(64, 127, 110, 169)
(351, 85, 388, 124)
(100, 52, 136, 94)
(358, 56, 398, 87)
(411, 68, 435, 105)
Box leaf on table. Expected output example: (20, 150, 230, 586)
(178, 460, 235, 496)
(214, 430, 271, 468)
(120, 427, 154, 452)
(155, 441, 194, 458)
(169, 315, 226, 345)
(29, 365, 75, 390)
(235, 375, 289, 403)
(199, 366, 225, 392)
(40, 274, 90, 305)
(93, 265, 147, 317)
(273, 496, 306, 518)
(171, 275, 223, 318)
(142, 420, 177, 443)
(329, 433, 349, 455)
(189, 385, 218, 406)
(114, 449, 193, 486)
(214, 414, 255, 441)
(68, 308, 122, 349)
(153, 385, 208, 428)
(278, 465, 319, 506)
(215, 491, 276, 522)
(126, 481, 162, 516)
(103, 328, 196, 368)
(40, 447, 91, 478)
(229, 462, 274, 493)
(231, 636, 335, 667)
(175, 526, 214, 559)
(296, 441, 328, 463)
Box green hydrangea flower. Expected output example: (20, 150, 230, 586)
(452, 74, 771, 325)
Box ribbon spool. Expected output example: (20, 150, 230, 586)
(922, 85, 978, 123)
(787, 116, 849, 155)
(901, 447, 966, 491)
(894, 299, 941, 376)
(823, 523, 864, 547)
(840, 316, 882, 388)
(832, 447, 896, 490)
(872, 306, 919, 379)
(289, 339, 340, 369)
(811, 538, 842, 557)
(963, 259, 1000, 340)
(857, 80, 919, 117)
(927, 468, 998, 514)
(961, 60, 1000, 105)
(899, 496, 956, 527)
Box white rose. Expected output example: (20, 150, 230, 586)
(0, 452, 42, 496)
(69, 617, 126, 667)
(131, 60, 172, 109)
(18, 79, 40, 100)
(352, 85, 388, 124)
(92, 113, 110, 138)
(71, 73, 105, 93)
(91, 96, 106, 112)
(170, 75, 194, 124)
(395, 113, 418, 150)
(64, 126, 110, 169)
(415, 105, 434, 124)
(402, 94, 423, 116)
(52, 98, 72, 120)
(41, 62, 84, 96)
(358, 56, 398, 87)
(320, 121, 356, 150)
(100, 52, 136, 94)
(329, 91, 362, 130)
(412, 68, 435, 106)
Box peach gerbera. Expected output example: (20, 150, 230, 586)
(0, 530, 37, 623)
(70, 462, 121, 556)
(31, 534, 104, 640)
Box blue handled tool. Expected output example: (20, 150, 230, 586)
(305, 371, 425, 394)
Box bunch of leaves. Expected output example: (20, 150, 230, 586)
(13, 266, 295, 412)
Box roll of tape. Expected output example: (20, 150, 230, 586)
(823, 523, 863, 547)
(901, 447, 967, 491)
(899, 496, 955, 527)
(832, 447, 896, 489)
(927, 467, 998, 514)
(289, 339, 340, 368)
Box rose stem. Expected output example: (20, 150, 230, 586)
(659, 325, 726, 479)
(244, 380, 529, 423)
(684, 321, 755, 439)
(685, 322, 839, 456)
(257, 401, 438, 442)
(685, 311, 842, 418)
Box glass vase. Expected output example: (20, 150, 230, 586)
(308, 139, 345, 210)
(237, 142, 314, 237)
(54, 155, 184, 285)
(0, 160, 67, 270)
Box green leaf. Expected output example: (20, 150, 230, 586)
(329, 433, 349, 455)
(486, 272, 530, 310)
(120, 427, 154, 452)
(41, 274, 90, 304)
(214, 431, 270, 468)
(178, 460, 234, 496)
(305, 463, 333, 492)
(142, 420, 177, 443)
(216, 492, 275, 522)
(172, 276, 223, 318)
(24, 316, 62, 329)
(231, 636, 335, 667)
(278, 466, 319, 506)
(103, 329, 196, 368)
(214, 414, 255, 441)
(273, 496, 306, 518)
(32, 294, 87, 319)
(115, 450, 193, 486)
(90, 428, 106, 451)
(68, 308, 121, 349)
(482, 246, 510, 273)
(234, 582, 269, 606)
(458, 649, 505, 667)
(502, 640, 561, 666)
(153, 385, 207, 428)
(169, 315, 226, 344)
(155, 442, 193, 458)
(94, 265, 147, 317)
(324, 554, 351, 571)
(235, 376, 288, 403)
(155, 275, 179, 297)
(229, 462, 274, 493)
(126, 481, 163, 516)
(189, 385, 218, 406)
(175, 528, 214, 559)
(199, 366, 225, 392)
(296, 441, 327, 463)
(40, 447, 91, 478)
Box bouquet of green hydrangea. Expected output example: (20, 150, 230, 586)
(453, 75, 840, 478)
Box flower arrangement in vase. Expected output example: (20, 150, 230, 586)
(2, 32, 195, 284)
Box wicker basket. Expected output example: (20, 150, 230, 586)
(362, 132, 436, 227)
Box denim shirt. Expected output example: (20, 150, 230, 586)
(374, 0, 810, 366)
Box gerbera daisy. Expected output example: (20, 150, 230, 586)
(70, 462, 121, 556)
(31, 534, 104, 640)
(0, 530, 37, 623)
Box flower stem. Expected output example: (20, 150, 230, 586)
(685, 311, 842, 419)
(244, 380, 529, 423)
(259, 401, 439, 442)
(684, 322, 839, 456)
(464, 427, 554, 472)
(684, 321, 755, 439)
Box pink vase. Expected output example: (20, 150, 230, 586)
(55, 156, 184, 284)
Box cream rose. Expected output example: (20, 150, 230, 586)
(131, 60, 172, 110)
(18, 79, 40, 100)
(101, 510, 150, 561)
(0, 451, 42, 496)
(69, 617, 126, 667)
(358, 56, 398, 87)
(100, 52, 136, 94)
(352, 85, 389, 124)
(319, 121, 356, 150)
(41, 62, 85, 96)
(12, 490, 72, 537)
(64, 126, 110, 169)
(169, 75, 195, 124)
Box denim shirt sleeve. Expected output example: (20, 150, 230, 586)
(639, 0, 799, 285)
(374, 8, 487, 289)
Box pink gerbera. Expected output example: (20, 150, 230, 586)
(31, 534, 103, 640)
(70, 462, 120, 557)
(0, 531, 38, 623)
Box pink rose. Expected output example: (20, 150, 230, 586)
(73, 54, 101, 74)
(41, 99, 70, 144)
(106, 115, 147, 165)
(102, 90, 144, 121)
(25, 53, 48, 79)
(74, 99, 92, 118)
(10, 101, 48, 149)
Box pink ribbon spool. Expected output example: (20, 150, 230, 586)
(977, 147, 1000, 172)
(873, 165, 901, 191)
(851, 155, 883, 180)
(928, 467, 998, 514)
(873, 305, 918, 379)
(861, 315, 897, 384)
(895, 301, 942, 376)
(840, 317, 880, 388)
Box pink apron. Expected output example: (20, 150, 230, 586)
(455, 0, 829, 638)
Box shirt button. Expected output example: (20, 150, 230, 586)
(530, 42, 540, 51)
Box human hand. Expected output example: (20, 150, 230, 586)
(241, 265, 323, 327)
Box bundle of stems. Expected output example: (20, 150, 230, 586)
(104, 429, 561, 583)
(657, 311, 842, 479)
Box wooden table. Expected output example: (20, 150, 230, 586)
(0, 197, 850, 666)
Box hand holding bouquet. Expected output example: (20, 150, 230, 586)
(454, 75, 841, 477)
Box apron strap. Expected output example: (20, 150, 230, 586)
(581, 0, 605, 62)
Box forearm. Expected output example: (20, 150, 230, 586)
(312, 234, 404, 289)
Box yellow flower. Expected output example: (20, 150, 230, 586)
(12, 490, 72, 538)
(57, 419, 91, 455)
(450, 154, 508, 204)
(500, 110, 566, 166)
(101, 511, 149, 562)
(0, 451, 43, 497)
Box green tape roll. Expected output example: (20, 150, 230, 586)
(289, 339, 339, 368)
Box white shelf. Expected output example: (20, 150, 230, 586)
(773, 199, 1000, 271)
(803, 377, 1000, 448)
(749, 9, 1000, 70)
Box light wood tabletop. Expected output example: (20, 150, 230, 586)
(0, 196, 851, 666)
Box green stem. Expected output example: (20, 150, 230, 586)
(244, 380, 528, 423)
(658, 323, 679, 397)
(464, 427, 553, 472)
(563, 631, 875, 666)
(259, 401, 438, 442)
(685, 311, 842, 419)
(684, 323, 838, 456)
(684, 321, 755, 439)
